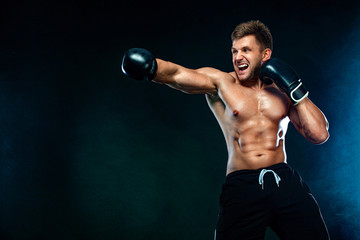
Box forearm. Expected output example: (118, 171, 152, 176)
(153, 59, 182, 84)
(259, 58, 329, 144)
(121, 48, 218, 94)
(291, 98, 329, 144)
(153, 59, 218, 94)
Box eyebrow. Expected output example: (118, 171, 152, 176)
(231, 46, 250, 51)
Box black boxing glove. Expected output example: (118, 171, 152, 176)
(121, 48, 158, 81)
(259, 58, 309, 105)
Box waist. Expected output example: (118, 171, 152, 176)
(226, 162, 289, 180)
(226, 149, 286, 175)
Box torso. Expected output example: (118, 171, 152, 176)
(206, 72, 291, 175)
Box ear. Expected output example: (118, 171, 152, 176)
(262, 48, 272, 61)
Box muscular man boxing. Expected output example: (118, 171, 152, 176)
(121, 20, 330, 239)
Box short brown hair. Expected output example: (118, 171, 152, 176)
(231, 20, 273, 51)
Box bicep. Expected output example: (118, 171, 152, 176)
(288, 104, 306, 136)
(170, 67, 219, 94)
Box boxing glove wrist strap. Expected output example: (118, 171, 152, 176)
(290, 80, 309, 105)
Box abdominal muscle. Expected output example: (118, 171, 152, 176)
(223, 119, 287, 175)
(205, 74, 291, 175)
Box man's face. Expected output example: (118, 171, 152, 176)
(232, 35, 269, 82)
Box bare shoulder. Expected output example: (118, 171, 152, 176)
(228, 71, 237, 79)
(195, 67, 235, 85)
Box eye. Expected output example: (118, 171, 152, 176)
(232, 49, 238, 55)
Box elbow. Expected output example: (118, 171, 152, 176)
(310, 130, 330, 145)
(305, 119, 330, 145)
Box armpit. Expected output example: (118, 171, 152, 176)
(206, 91, 219, 99)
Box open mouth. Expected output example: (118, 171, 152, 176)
(238, 63, 249, 72)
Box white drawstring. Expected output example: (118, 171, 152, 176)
(259, 169, 281, 189)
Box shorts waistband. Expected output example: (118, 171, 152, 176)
(226, 162, 289, 181)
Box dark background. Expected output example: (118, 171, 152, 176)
(1, 0, 360, 239)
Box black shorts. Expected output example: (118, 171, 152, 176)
(215, 163, 329, 240)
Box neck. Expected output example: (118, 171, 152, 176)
(239, 77, 264, 89)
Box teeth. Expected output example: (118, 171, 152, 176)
(239, 64, 248, 68)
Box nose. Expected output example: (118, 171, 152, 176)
(234, 52, 244, 62)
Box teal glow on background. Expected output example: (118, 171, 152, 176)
(1, 1, 360, 239)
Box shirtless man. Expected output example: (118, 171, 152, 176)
(121, 20, 330, 239)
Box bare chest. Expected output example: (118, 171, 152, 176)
(219, 84, 290, 122)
